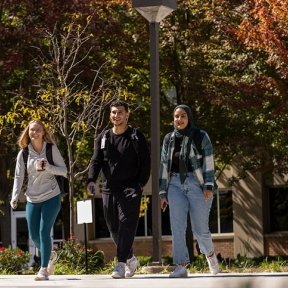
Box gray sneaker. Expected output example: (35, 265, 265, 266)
(169, 265, 188, 278)
(125, 256, 139, 277)
(206, 253, 219, 275)
(111, 262, 126, 279)
(34, 268, 49, 281)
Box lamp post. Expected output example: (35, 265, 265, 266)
(132, 0, 177, 264)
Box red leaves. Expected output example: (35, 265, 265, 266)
(237, 0, 288, 78)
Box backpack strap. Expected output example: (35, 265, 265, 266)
(45, 143, 54, 165)
(101, 127, 141, 171)
(131, 128, 139, 141)
(193, 128, 202, 156)
(101, 129, 110, 150)
(22, 147, 29, 177)
(101, 128, 140, 156)
(101, 129, 111, 162)
(163, 132, 173, 148)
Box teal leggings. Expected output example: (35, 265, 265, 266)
(26, 195, 61, 267)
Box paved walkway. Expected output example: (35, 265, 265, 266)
(0, 273, 288, 288)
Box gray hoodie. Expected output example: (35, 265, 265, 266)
(11, 142, 67, 203)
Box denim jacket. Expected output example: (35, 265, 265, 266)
(159, 129, 215, 199)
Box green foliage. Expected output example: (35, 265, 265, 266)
(161, 255, 173, 266)
(1, 0, 288, 181)
(0, 246, 30, 274)
(99, 257, 117, 274)
(139, 196, 150, 217)
(233, 254, 258, 270)
(188, 254, 211, 273)
(54, 239, 105, 274)
(259, 257, 288, 273)
(218, 255, 288, 273)
(138, 256, 152, 266)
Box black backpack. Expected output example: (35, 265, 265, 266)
(99, 128, 141, 184)
(22, 143, 69, 197)
(101, 127, 140, 160)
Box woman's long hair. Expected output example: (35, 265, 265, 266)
(18, 120, 55, 148)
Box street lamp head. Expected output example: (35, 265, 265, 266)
(132, 0, 177, 23)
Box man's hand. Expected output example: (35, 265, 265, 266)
(87, 182, 96, 196)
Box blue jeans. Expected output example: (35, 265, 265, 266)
(26, 195, 61, 267)
(167, 173, 214, 264)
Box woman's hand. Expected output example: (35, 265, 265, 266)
(10, 200, 18, 209)
(160, 197, 169, 212)
(203, 190, 213, 201)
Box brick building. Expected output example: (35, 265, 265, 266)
(74, 166, 288, 263)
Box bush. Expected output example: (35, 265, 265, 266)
(54, 239, 105, 274)
(0, 246, 30, 274)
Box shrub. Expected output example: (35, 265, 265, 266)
(0, 246, 30, 274)
(55, 239, 105, 274)
(138, 256, 152, 266)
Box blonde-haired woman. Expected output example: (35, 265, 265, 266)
(10, 120, 67, 281)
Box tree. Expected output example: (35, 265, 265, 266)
(237, 0, 288, 78)
(206, 0, 288, 176)
(0, 1, 100, 243)
(154, 0, 288, 179)
(0, 13, 119, 237)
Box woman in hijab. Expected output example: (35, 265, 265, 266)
(159, 104, 219, 277)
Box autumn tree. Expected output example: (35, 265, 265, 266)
(154, 0, 288, 179)
(237, 0, 288, 78)
(205, 0, 288, 176)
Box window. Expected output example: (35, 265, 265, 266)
(136, 195, 171, 236)
(94, 189, 233, 239)
(136, 196, 152, 236)
(209, 190, 233, 233)
(269, 187, 288, 232)
(94, 195, 169, 238)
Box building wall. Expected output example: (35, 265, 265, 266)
(89, 235, 234, 263)
(76, 168, 288, 261)
(90, 234, 288, 263)
(231, 169, 265, 257)
(264, 233, 288, 256)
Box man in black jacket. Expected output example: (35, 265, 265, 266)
(87, 100, 151, 279)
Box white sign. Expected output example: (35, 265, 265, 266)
(77, 200, 93, 224)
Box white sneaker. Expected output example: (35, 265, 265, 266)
(47, 251, 58, 276)
(125, 256, 139, 277)
(206, 253, 219, 275)
(34, 268, 49, 281)
(111, 262, 126, 279)
(169, 265, 188, 278)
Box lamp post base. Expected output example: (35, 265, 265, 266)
(141, 263, 175, 274)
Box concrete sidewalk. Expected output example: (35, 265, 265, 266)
(0, 273, 288, 288)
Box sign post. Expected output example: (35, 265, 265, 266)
(77, 200, 93, 274)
